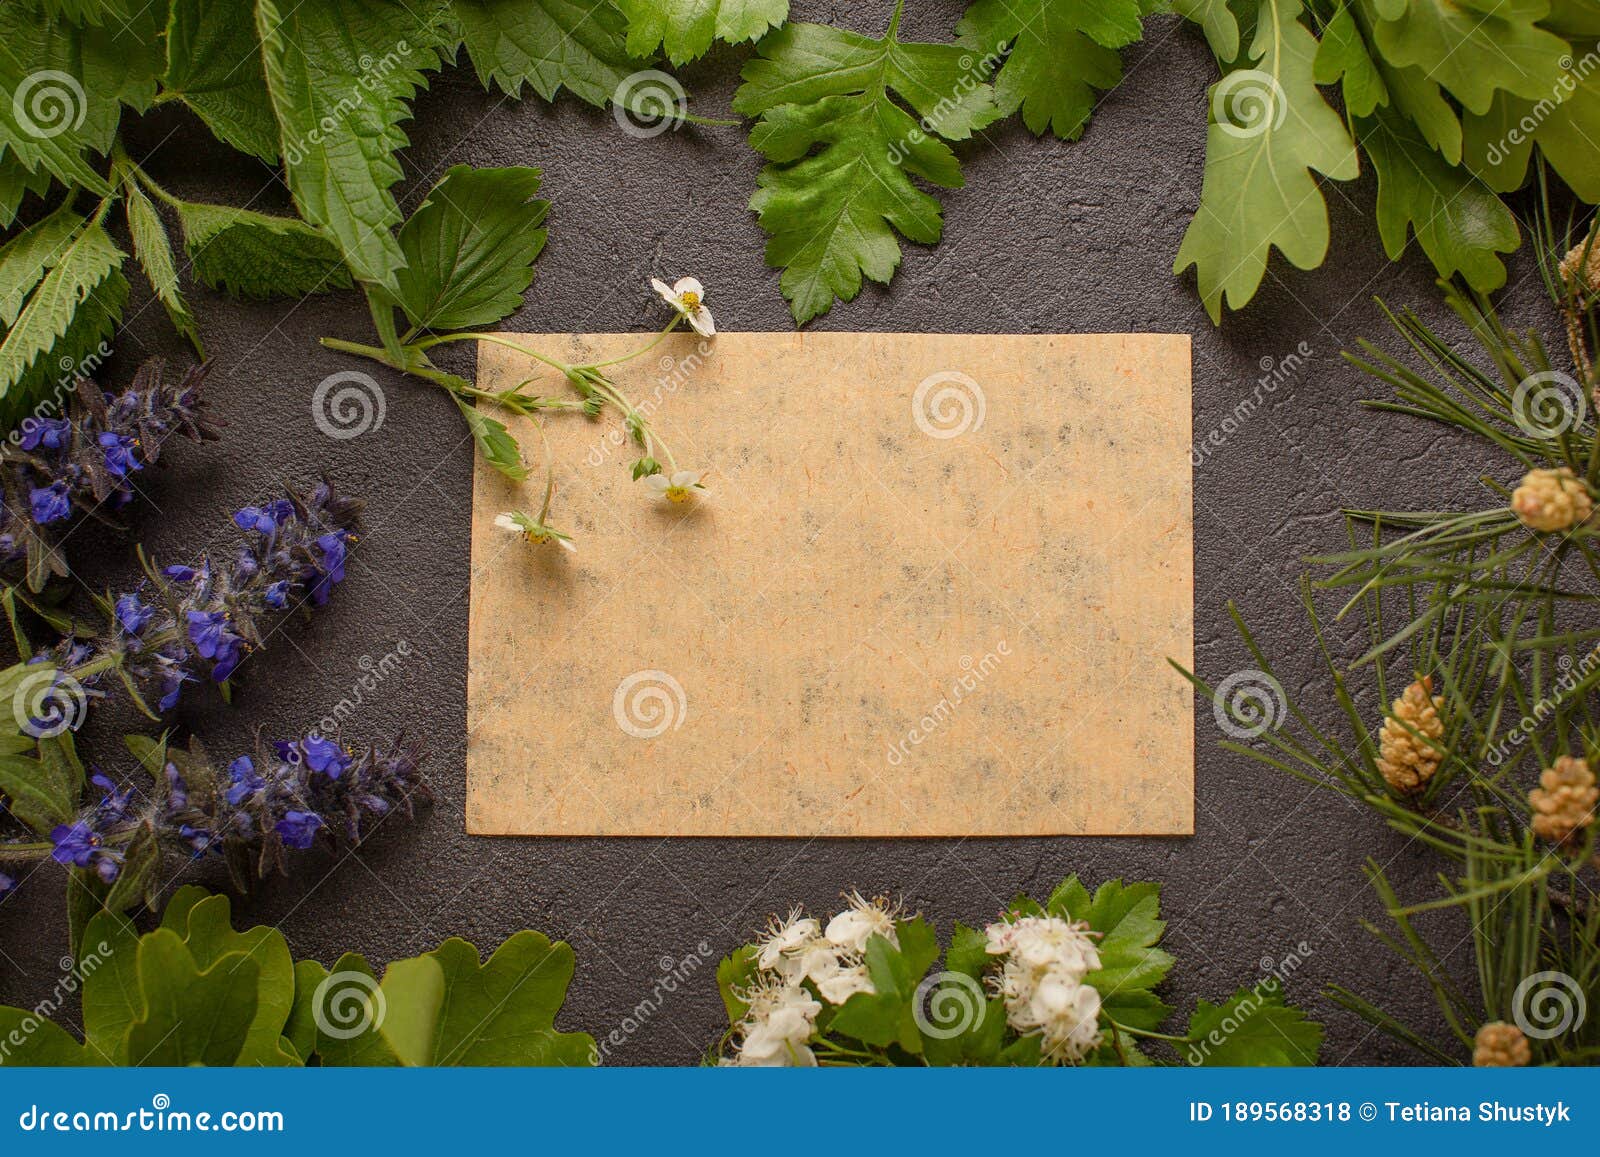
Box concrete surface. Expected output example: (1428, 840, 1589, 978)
(0, 1, 1565, 1065)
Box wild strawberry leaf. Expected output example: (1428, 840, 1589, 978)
(1173, 0, 1358, 322)
(1185, 986, 1323, 1064)
(733, 1, 999, 325)
(617, 0, 790, 65)
(957, 0, 1145, 140)
(163, 0, 280, 163)
(450, 0, 644, 106)
(255, 0, 451, 289)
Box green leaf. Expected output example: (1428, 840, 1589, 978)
(1051, 877, 1176, 1029)
(0, 751, 73, 831)
(79, 908, 142, 1064)
(827, 917, 940, 1052)
(163, 0, 280, 163)
(958, 0, 1143, 139)
(307, 952, 404, 1065)
(734, 4, 1000, 324)
(1172, 0, 1239, 60)
(618, 0, 789, 65)
(391, 165, 548, 331)
(716, 944, 759, 1026)
(1184, 986, 1323, 1065)
(1371, 0, 1569, 114)
(124, 931, 261, 1067)
(1173, 0, 1358, 322)
(0, 203, 82, 326)
(0, 158, 56, 230)
(1462, 62, 1600, 201)
(1360, 109, 1518, 292)
(175, 199, 351, 298)
(378, 931, 595, 1066)
(123, 177, 202, 353)
(451, 0, 642, 106)
(282, 959, 328, 1062)
(255, 0, 450, 288)
(455, 395, 529, 480)
(168, 891, 301, 1066)
(35, 1, 133, 23)
(1312, 1, 1386, 118)
(0, 1007, 94, 1064)
(944, 920, 989, 979)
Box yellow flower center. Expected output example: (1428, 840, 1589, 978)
(666, 486, 692, 503)
(679, 291, 701, 309)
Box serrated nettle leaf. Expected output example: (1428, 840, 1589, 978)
(1173, 0, 1358, 322)
(1360, 109, 1518, 292)
(958, 0, 1144, 140)
(255, 0, 451, 289)
(392, 165, 548, 332)
(451, 0, 643, 107)
(1372, 0, 1570, 115)
(0, 159, 56, 230)
(734, 5, 1000, 324)
(122, 177, 202, 354)
(0, 204, 82, 326)
(1184, 985, 1322, 1065)
(163, 0, 281, 163)
(175, 199, 351, 299)
(0, 9, 110, 195)
(618, 0, 790, 65)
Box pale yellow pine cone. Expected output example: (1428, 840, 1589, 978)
(1511, 467, 1594, 533)
(1529, 755, 1599, 846)
(1559, 241, 1598, 385)
(1376, 676, 1445, 795)
(1560, 239, 1600, 297)
(1473, 1021, 1531, 1067)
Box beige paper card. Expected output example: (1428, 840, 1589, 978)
(467, 332, 1193, 837)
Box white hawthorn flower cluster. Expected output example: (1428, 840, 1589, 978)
(984, 915, 1105, 1064)
(723, 893, 901, 1067)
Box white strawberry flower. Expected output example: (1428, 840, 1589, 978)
(494, 512, 575, 551)
(651, 276, 716, 337)
(644, 469, 706, 503)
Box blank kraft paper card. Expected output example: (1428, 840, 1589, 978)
(467, 332, 1193, 837)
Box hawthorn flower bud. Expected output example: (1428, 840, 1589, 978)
(1376, 677, 1445, 795)
(1511, 467, 1593, 533)
(1473, 1021, 1531, 1067)
(1529, 755, 1598, 847)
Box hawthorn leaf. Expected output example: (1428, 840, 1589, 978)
(1361, 109, 1518, 292)
(733, 3, 999, 324)
(1371, 0, 1569, 114)
(163, 0, 280, 163)
(451, 0, 643, 106)
(124, 931, 260, 1067)
(123, 177, 201, 353)
(378, 931, 595, 1065)
(618, 0, 790, 64)
(1050, 876, 1175, 1029)
(958, 0, 1144, 139)
(716, 944, 760, 1025)
(255, 0, 451, 288)
(175, 200, 351, 299)
(827, 917, 940, 1052)
(391, 165, 548, 331)
(1173, 0, 1358, 322)
(1185, 986, 1323, 1065)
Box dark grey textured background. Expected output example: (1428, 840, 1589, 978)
(0, 1, 1564, 1065)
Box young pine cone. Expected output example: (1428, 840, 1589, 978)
(1376, 677, 1444, 795)
(1511, 467, 1593, 533)
(1560, 239, 1600, 297)
(1559, 239, 1598, 385)
(1473, 1021, 1531, 1067)
(1529, 755, 1598, 846)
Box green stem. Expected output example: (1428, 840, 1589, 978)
(586, 316, 684, 369)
